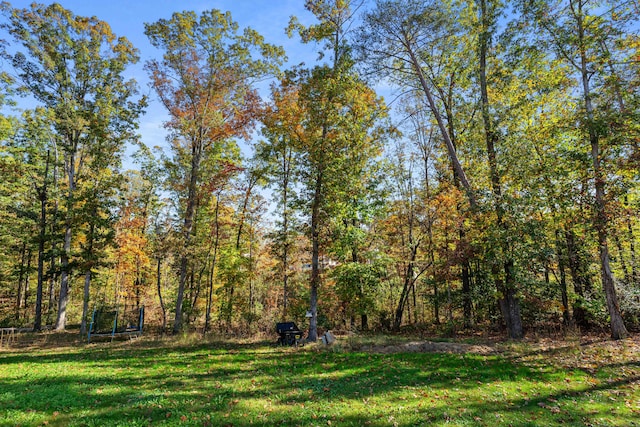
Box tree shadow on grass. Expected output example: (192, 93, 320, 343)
(1, 342, 638, 426)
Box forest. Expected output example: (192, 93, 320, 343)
(0, 0, 638, 342)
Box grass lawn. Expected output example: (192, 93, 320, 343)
(0, 333, 639, 426)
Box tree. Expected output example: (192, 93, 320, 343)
(383, 139, 434, 330)
(1, 2, 145, 330)
(473, 0, 524, 339)
(359, 0, 523, 336)
(144, 9, 284, 333)
(358, 0, 476, 208)
(0, 111, 39, 326)
(521, 0, 637, 338)
(284, 0, 390, 341)
(77, 171, 119, 336)
(258, 85, 300, 319)
(11, 108, 57, 331)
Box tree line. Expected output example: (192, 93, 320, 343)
(0, 0, 638, 340)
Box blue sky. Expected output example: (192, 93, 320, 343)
(6, 0, 321, 164)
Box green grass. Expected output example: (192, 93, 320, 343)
(1, 335, 639, 426)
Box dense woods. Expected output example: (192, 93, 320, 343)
(0, 0, 638, 340)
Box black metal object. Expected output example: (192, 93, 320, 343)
(88, 306, 144, 343)
(276, 321, 304, 346)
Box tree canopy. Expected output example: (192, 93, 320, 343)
(0, 0, 638, 341)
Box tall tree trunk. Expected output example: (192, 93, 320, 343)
(34, 151, 50, 331)
(55, 149, 76, 331)
(308, 167, 324, 342)
(419, 133, 440, 326)
(55, 224, 72, 331)
(281, 156, 291, 320)
(574, 0, 627, 339)
(80, 216, 95, 336)
(478, 0, 523, 339)
(282, 241, 289, 319)
(173, 141, 203, 334)
(235, 174, 258, 250)
(205, 192, 221, 333)
(394, 174, 419, 331)
(439, 63, 474, 331)
(402, 30, 475, 208)
(248, 223, 255, 318)
(46, 142, 59, 326)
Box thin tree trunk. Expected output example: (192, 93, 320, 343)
(628, 213, 638, 284)
(156, 257, 167, 333)
(478, 0, 523, 339)
(419, 132, 440, 326)
(47, 198, 59, 325)
(433, 279, 440, 325)
(462, 259, 472, 328)
(80, 270, 91, 336)
(613, 233, 631, 284)
(235, 174, 257, 250)
(47, 260, 57, 324)
(412, 281, 417, 324)
(402, 30, 475, 208)
(188, 269, 197, 325)
(80, 216, 95, 336)
(46, 147, 59, 325)
(565, 228, 590, 328)
(555, 230, 571, 326)
(393, 263, 415, 330)
(23, 249, 31, 320)
(279, 144, 293, 319)
(34, 151, 50, 331)
(248, 221, 255, 318)
(440, 64, 473, 330)
(204, 262, 214, 334)
(394, 174, 418, 331)
(135, 266, 141, 309)
(56, 227, 71, 331)
(205, 191, 221, 333)
(574, 0, 627, 339)
(308, 167, 324, 342)
(16, 242, 26, 321)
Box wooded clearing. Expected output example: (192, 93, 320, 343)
(0, 0, 639, 341)
(1, 332, 639, 426)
